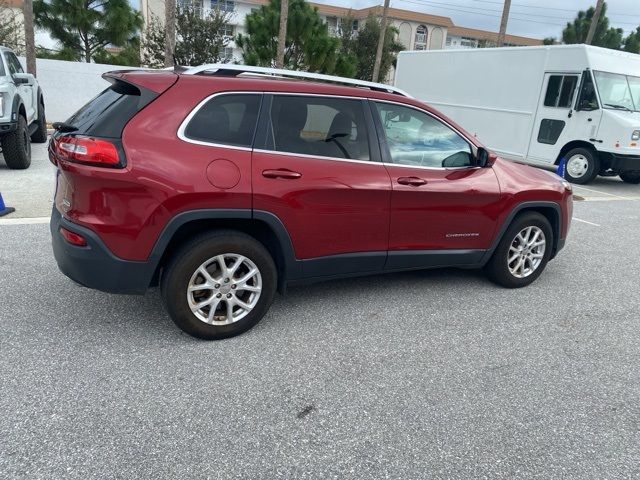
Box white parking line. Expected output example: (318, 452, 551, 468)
(573, 217, 601, 227)
(0, 217, 50, 225)
(572, 185, 630, 200)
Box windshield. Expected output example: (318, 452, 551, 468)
(593, 71, 640, 112)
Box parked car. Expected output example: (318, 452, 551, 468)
(49, 65, 573, 340)
(395, 45, 640, 185)
(0, 46, 47, 169)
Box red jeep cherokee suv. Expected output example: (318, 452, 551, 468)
(49, 65, 573, 339)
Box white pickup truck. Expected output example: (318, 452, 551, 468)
(0, 46, 47, 169)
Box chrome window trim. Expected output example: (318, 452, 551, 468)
(371, 98, 479, 171)
(177, 91, 262, 150)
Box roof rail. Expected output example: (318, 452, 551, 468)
(180, 63, 411, 97)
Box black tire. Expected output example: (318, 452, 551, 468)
(485, 212, 553, 288)
(161, 230, 277, 340)
(563, 147, 599, 184)
(1, 115, 31, 169)
(620, 172, 640, 184)
(30, 100, 47, 143)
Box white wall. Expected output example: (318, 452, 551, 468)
(17, 57, 135, 122)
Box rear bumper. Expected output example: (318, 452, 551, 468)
(0, 121, 17, 134)
(50, 207, 155, 295)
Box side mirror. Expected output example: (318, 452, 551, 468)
(476, 147, 497, 167)
(13, 74, 31, 85)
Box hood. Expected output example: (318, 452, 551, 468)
(492, 158, 568, 196)
(601, 109, 640, 129)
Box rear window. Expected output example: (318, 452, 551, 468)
(65, 81, 156, 138)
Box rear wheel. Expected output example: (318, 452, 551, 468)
(30, 100, 47, 143)
(161, 231, 277, 340)
(620, 172, 640, 184)
(485, 212, 553, 288)
(1, 115, 31, 169)
(563, 147, 599, 184)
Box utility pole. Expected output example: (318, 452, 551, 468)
(497, 0, 511, 47)
(164, 0, 176, 67)
(585, 0, 604, 45)
(372, 0, 390, 82)
(276, 0, 288, 68)
(23, 0, 36, 76)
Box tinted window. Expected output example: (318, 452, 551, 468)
(0, 54, 5, 76)
(5, 53, 24, 74)
(184, 94, 261, 148)
(374, 102, 472, 168)
(544, 75, 578, 108)
(269, 95, 370, 161)
(66, 80, 154, 138)
(537, 119, 565, 145)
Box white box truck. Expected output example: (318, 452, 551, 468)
(394, 45, 640, 184)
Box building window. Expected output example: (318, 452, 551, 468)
(414, 25, 427, 50)
(218, 24, 235, 38)
(326, 16, 338, 36)
(211, 0, 234, 12)
(352, 20, 359, 31)
(219, 47, 234, 62)
(460, 37, 477, 48)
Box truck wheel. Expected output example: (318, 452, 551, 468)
(161, 230, 277, 340)
(620, 172, 640, 184)
(30, 100, 48, 143)
(1, 115, 31, 169)
(563, 148, 599, 184)
(485, 212, 553, 288)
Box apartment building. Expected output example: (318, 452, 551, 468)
(140, 0, 542, 64)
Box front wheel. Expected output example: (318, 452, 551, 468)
(485, 212, 553, 288)
(1, 115, 31, 169)
(563, 148, 599, 184)
(161, 231, 277, 340)
(620, 172, 640, 184)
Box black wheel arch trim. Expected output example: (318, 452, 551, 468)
(481, 200, 563, 264)
(11, 95, 25, 120)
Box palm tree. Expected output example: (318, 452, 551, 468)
(276, 0, 288, 68)
(165, 0, 176, 67)
(23, 0, 36, 75)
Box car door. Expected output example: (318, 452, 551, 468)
(5, 52, 35, 123)
(370, 100, 501, 270)
(252, 94, 392, 277)
(527, 72, 602, 165)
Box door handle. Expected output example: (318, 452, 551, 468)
(397, 176, 427, 186)
(262, 169, 302, 179)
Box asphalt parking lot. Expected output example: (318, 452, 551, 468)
(1, 145, 639, 479)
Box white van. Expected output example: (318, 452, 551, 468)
(394, 45, 640, 184)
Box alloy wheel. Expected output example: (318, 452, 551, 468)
(507, 226, 546, 279)
(187, 254, 262, 325)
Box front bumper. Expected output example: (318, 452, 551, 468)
(50, 207, 156, 295)
(605, 153, 640, 173)
(0, 120, 17, 134)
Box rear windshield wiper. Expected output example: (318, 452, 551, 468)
(604, 103, 633, 112)
(52, 122, 78, 133)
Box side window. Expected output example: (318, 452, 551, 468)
(7, 53, 24, 74)
(374, 102, 473, 168)
(269, 95, 370, 161)
(577, 71, 599, 110)
(544, 75, 578, 108)
(183, 94, 261, 147)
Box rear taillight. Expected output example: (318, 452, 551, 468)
(53, 135, 122, 167)
(59, 227, 87, 246)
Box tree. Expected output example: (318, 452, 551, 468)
(141, 14, 166, 68)
(34, 0, 142, 63)
(340, 15, 403, 82)
(624, 27, 640, 54)
(543, 37, 556, 45)
(372, 0, 389, 82)
(236, 0, 354, 76)
(276, 0, 287, 68)
(141, 7, 232, 68)
(0, 0, 23, 54)
(562, 2, 623, 50)
(23, 0, 36, 75)
(164, 0, 176, 67)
